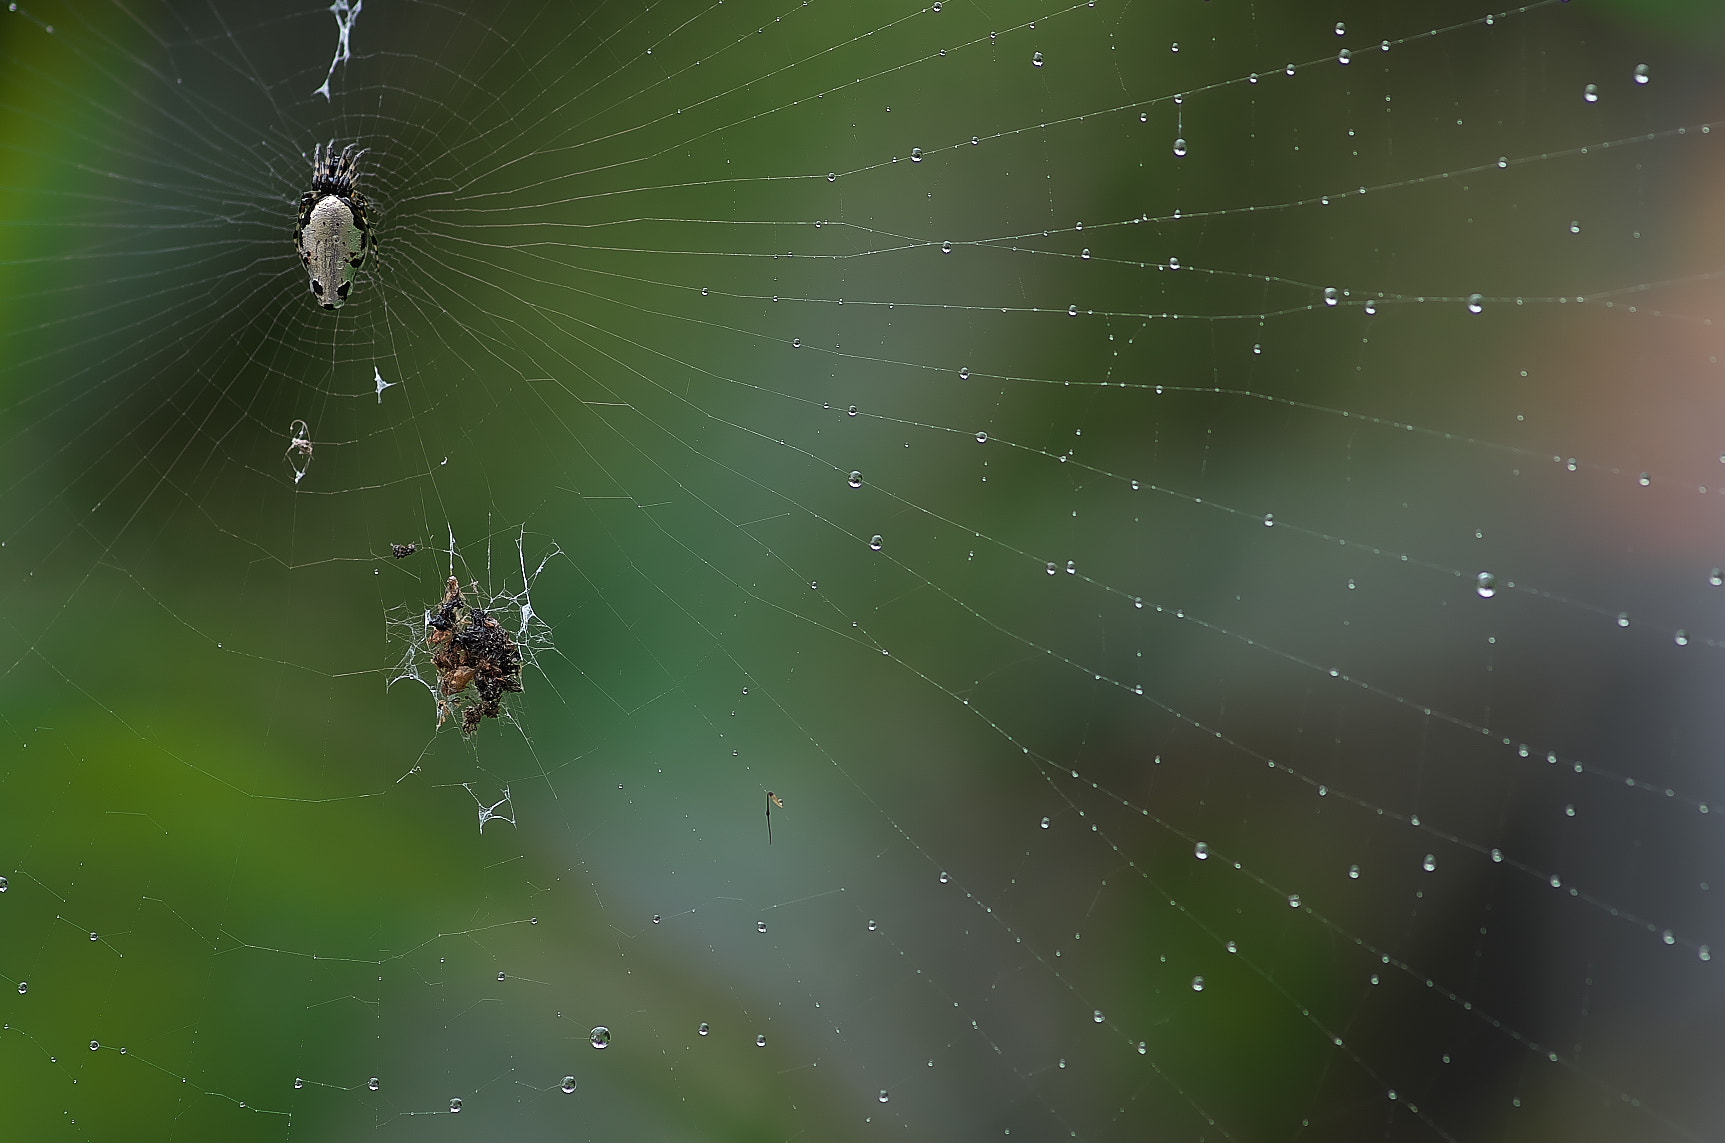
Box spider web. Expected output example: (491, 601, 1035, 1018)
(1, 1, 1723, 1140)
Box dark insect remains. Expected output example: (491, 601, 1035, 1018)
(426, 577, 524, 735)
(390, 543, 417, 558)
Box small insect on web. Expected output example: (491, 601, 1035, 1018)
(759, 793, 779, 844)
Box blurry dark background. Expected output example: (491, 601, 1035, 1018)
(1, 1, 1722, 1140)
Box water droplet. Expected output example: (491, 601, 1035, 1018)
(293, 1077, 304, 1089)
(976, 431, 988, 443)
(869, 535, 883, 551)
(1263, 513, 1275, 527)
(1032, 51, 1044, 67)
(1348, 864, 1360, 879)
(1172, 138, 1187, 157)
(1191, 976, 1205, 991)
(879, 1090, 890, 1103)
(561, 1076, 577, 1094)
(1710, 569, 1723, 587)
(910, 147, 923, 162)
(1638, 472, 1651, 487)
(1039, 816, 1050, 828)
(1634, 63, 1650, 85)
(1323, 287, 1339, 307)
(368, 1077, 381, 1091)
(941, 240, 952, 253)
(1225, 940, 1238, 953)
(1194, 841, 1210, 860)
(1701, 946, 1712, 962)
(1583, 83, 1599, 103)
(1080, 248, 1091, 260)
(652, 914, 661, 924)
(1675, 630, 1690, 646)
(1490, 848, 1503, 863)
(1569, 220, 1581, 234)
(90, 1040, 99, 1051)
(1549, 874, 1562, 888)
(1467, 293, 1484, 314)
(827, 171, 837, 182)
(1475, 571, 1496, 598)
(958, 366, 970, 380)
(1065, 560, 1077, 574)
(1252, 343, 1262, 355)
(1288, 894, 1302, 908)
(867, 919, 878, 931)
(1046, 562, 1058, 575)
(848, 471, 863, 488)
(0, 876, 6, 891)
(1616, 612, 1630, 628)
(847, 404, 858, 416)
(1068, 304, 1079, 316)
(1363, 299, 1377, 315)
(89, 932, 98, 941)
(938, 871, 950, 884)
(1337, 48, 1351, 65)
(698, 1022, 710, 1036)
(755, 1034, 767, 1047)
(757, 920, 768, 933)
(1334, 21, 1345, 35)
(449, 1098, 463, 1113)
(16, 982, 25, 994)
(1422, 854, 1437, 872)
(590, 1027, 611, 1049)
(1497, 156, 1508, 169)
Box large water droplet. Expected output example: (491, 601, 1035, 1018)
(938, 871, 950, 884)
(1422, 854, 1437, 872)
(1092, 1009, 1105, 1023)
(755, 1034, 767, 1047)
(1191, 976, 1205, 991)
(368, 1077, 381, 1091)
(1194, 841, 1210, 860)
(941, 240, 952, 253)
(1710, 568, 1723, 587)
(450, 1098, 463, 1113)
(698, 1022, 710, 1036)
(90, 1040, 100, 1051)
(590, 1026, 611, 1049)
(1172, 138, 1187, 157)
(1634, 63, 1650, 85)
(561, 1076, 578, 1094)
(826, 171, 837, 182)
(1031, 51, 1044, 67)
(1337, 48, 1351, 65)
(1288, 893, 1301, 908)
(869, 535, 883, 551)
(879, 1090, 890, 1103)
(1583, 82, 1599, 103)
(1475, 571, 1496, 598)
(1334, 21, 1345, 35)
(910, 147, 923, 162)
(867, 919, 878, 931)
(757, 920, 768, 933)
(0, 875, 6, 891)
(1467, 293, 1484, 314)
(848, 470, 863, 488)
(1348, 864, 1360, 879)
(1323, 287, 1339, 306)
(293, 1077, 304, 1089)
(976, 431, 988, 443)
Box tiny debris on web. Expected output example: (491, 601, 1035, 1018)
(315, 0, 363, 100)
(285, 419, 314, 484)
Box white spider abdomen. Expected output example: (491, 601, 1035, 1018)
(301, 195, 366, 309)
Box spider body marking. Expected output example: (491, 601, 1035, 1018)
(294, 141, 373, 309)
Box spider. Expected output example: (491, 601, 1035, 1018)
(294, 141, 373, 309)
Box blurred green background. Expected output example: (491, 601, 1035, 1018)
(2, 1, 1722, 1140)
